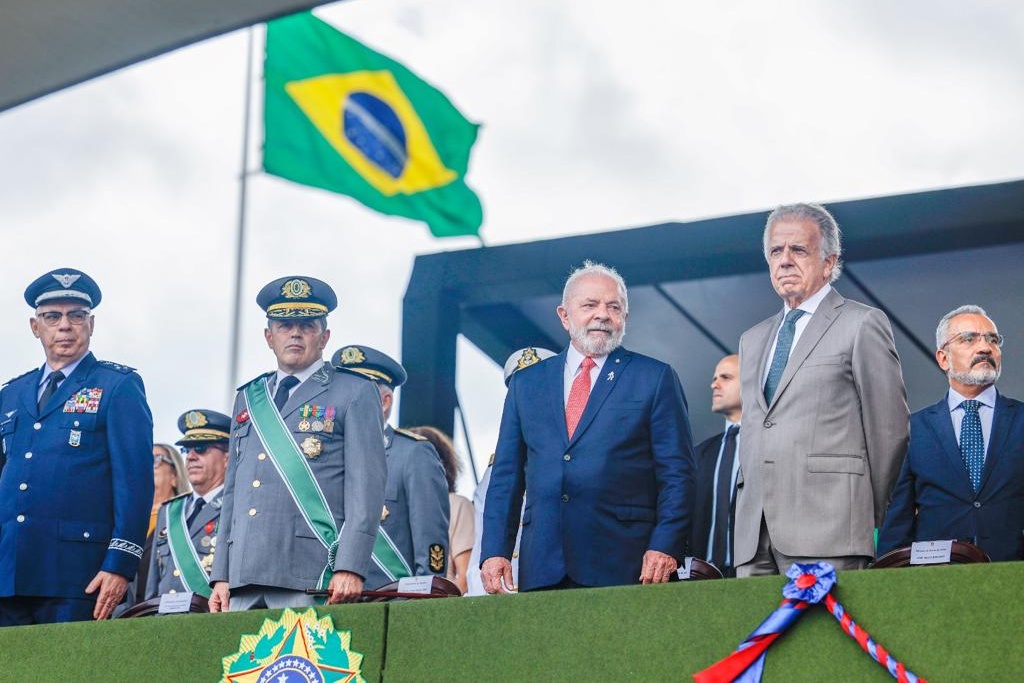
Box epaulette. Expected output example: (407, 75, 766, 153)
(236, 371, 275, 391)
(2, 368, 36, 387)
(394, 427, 427, 442)
(97, 360, 136, 374)
(166, 491, 191, 504)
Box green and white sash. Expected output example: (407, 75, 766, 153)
(165, 497, 213, 598)
(245, 378, 339, 590)
(245, 376, 412, 588)
(372, 525, 412, 583)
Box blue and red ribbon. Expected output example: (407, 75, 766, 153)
(693, 562, 927, 683)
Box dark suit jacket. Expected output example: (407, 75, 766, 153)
(482, 346, 695, 591)
(689, 431, 725, 560)
(878, 392, 1024, 562)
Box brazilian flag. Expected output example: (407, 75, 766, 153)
(263, 12, 483, 237)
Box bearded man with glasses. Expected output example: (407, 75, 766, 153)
(0, 268, 153, 625)
(145, 409, 231, 602)
(879, 305, 1024, 562)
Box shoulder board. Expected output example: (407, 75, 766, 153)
(97, 360, 136, 374)
(236, 371, 275, 392)
(166, 491, 192, 504)
(394, 427, 427, 442)
(3, 368, 37, 387)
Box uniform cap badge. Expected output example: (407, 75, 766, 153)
(338, 346, 366, 365)
(51, 273, 82, 288)
(281, 279, 312, 299)
(184, 410, 209, 429)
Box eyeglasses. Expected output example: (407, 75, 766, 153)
(36, 309, 91, 326)
(941, 331, 1005, 349)
(181, 444, 226, 455)
(154, 453, 176, 468)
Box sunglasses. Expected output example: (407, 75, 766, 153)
(180, 444, 226, 455)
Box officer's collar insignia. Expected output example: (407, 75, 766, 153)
(338, 346, 365, 364)
(281, 279, 312, 299)
(517, 347, 541, 370)
(220, 608, 365, 682)
(184, 411, 208, 429)
(429, 544, 446, 573)
(311, 365, 330, 385)
(51, 273, 81, 288)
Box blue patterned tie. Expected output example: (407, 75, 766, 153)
(763, 309, 805, 403)
(959, 400, 984, 492)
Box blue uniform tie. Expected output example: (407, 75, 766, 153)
(763, 309, 805, 403)
(959, 399, 984, 492)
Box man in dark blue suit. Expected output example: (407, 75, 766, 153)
(481, 261, 695, 592)
(879, 305, 1024, 562)
(0, 268, 154, 624)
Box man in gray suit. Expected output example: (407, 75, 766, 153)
(209, 276, 387, 610)
(146, 409, 230, 600)
(735, 203, 909, 577)
(331, 345, 450, 590)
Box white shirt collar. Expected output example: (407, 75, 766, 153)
(947, 385, 997, 412)
(783, 283, 832, 317)
(275, 359, 324, 389)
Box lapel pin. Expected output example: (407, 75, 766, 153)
(607, 371, 615, 381)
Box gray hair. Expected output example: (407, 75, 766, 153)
(763, 203, 844, 282)
(935, 305, 993, 350)
(561, 260, 629, 313)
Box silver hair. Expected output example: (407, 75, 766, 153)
(935, 304, 992, 350)
(763, 203, 844, 282)
(561, 260, 629, 313)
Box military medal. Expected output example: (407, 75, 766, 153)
(205, 520, 216, 535)
(300, 436, 322, 459)
(69, 429, 82, 447)
(311, 420, 325, 432)
(324, 406, 336, 433)
(298, 418, 312, 432)
(200, 535, 212, 548)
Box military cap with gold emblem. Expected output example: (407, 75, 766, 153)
(24, 267, 102, 308)
(331, 345, 408, 389)
(256, 276, 337, 320)
(503, 347, 556, 386)
(175, 409, 231, 446)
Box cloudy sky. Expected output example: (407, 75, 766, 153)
(0, 0, 1021, 493)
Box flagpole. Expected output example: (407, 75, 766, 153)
(228, 26, 257, 405)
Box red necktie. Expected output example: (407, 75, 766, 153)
(565, 356, 596, 438)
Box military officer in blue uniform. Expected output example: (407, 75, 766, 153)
(145, 409, 231, 601)
(209, 277, 387, 610)
(0, 268, 154, 624)
(332, 345, 450, 590)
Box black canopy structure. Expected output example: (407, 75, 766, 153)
(0, 0, 333, 113)
(400, 179, 1024, 443)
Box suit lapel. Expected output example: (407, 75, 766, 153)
(568, 347, 630, 446)
(547, 350, 570, 447)
(17, 367, 45, 418)
(981, 392, 1017, 492)
(923, 396, 973, 494)
(281, 362, 331, 417)
(768, 289, 842, 410)
(190, 492, 222, 539)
